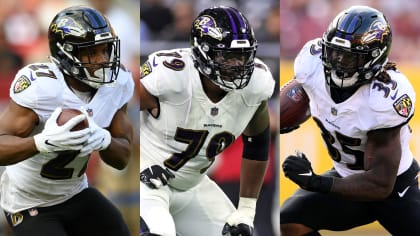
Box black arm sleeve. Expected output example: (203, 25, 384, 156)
(241, 126, 270, 161)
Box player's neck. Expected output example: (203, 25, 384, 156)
(64, 75, 96, 93)
(329, 85, 359, 103)
(200, 75, 227, 103)
(64, 75, 97, 103)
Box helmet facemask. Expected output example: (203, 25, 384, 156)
(54, 36, 120, 89)
(48, 6, 121, 89)
(190, 6, 257, 92)
(193, 38, 256, 91)
(322, 38, 388, 89)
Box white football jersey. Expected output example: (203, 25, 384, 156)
(1, 62, 134, 213)
(140, 48, 275, 190)
(294, 38, 416, 177)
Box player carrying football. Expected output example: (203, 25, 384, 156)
(0, 6, 134, 236)
(140, 6, 275, 236)
(281, 5, 420, 236)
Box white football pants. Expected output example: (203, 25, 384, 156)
(140, 175, 235, 236)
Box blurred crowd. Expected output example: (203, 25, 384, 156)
(280, 0, 420, 62)
(0, 0, 140, 105)
(141, 0, 279, 42)
(140, 0, 279, 61)
(140, 0, 280, 96)
(0, 0, 139, 235)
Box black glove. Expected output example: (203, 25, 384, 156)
(280, 125, 300, 134)
(282, 152, 333, 193)
(222, 223, 253, 236)
(140, 165, 175, 189)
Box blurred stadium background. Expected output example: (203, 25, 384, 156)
(141, 0, 280, 235)
(0, 0, 139, 235)
(280, 0, 420, 235)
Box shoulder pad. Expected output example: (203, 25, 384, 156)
(113, 69, 135, 106)
(368, 70, 415, 126)
(141, 48, 193, 103)
(115, 68, 134, 87)
(240, 58, 275, 106)
(147, 48, 191, 73)
(10, 63, 63, 109)
(294, 38, 323, 84)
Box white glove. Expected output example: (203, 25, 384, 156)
(34, 107, 90, 153)
(78, 114, 111, 157)
(222, 197, 256, 236)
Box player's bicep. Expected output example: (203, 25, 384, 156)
(364, 126, 401, 185)
(0, 100, 38, 137)
(108, 104, 133, 145)
(243, 100, 270, 136)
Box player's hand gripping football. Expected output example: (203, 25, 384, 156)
(77, 113, 111, 157)
(222, 197, 255, 236)
(282, 151, 333, 193)
(34, 107, 90, 153)
(140, 165, 175, 189)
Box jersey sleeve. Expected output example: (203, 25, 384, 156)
(10, 64, 63, 115)
(140, 49, 191, 104)
(367, 70, 416, 129)
(294, 38, 323, 86)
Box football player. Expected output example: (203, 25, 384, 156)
(281, 5, 420, 236)
(139, 6, 275, 236)
(0, 6, 134, 236)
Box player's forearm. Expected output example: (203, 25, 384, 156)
(239, 159, 268, 198)
(331, 147, 398, 200)
(330, 169, 396, 201)
(0, 135, 38, 165)
(99, 137, 131, 170)
(331, 132, 401, 201)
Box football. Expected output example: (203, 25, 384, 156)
(57, 108, 89, 131)
(280, 79, 311, 129)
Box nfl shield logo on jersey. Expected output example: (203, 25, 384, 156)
(28, 208, 38, 216)
(86, 108, 93, 117)
(211, 107, 219, 116)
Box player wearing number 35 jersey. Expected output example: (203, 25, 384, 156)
(281, 5, 420, 236)
(0, 6, 134, 236)
(140, 6, 274, 236)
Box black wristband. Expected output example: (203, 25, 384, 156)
(308, 175, 334, 193)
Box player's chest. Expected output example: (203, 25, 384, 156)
(309, 87, 370, 144)
(60, 88, 117, 126)
(311, 100, 370, 169)
(163, 97, 255, 135)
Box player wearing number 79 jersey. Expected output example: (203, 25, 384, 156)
(140, 6, 275, 236)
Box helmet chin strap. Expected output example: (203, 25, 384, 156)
(330, 70, 359, 88)
(209, 73, 233, 92)
(81, 67, 114, 89)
